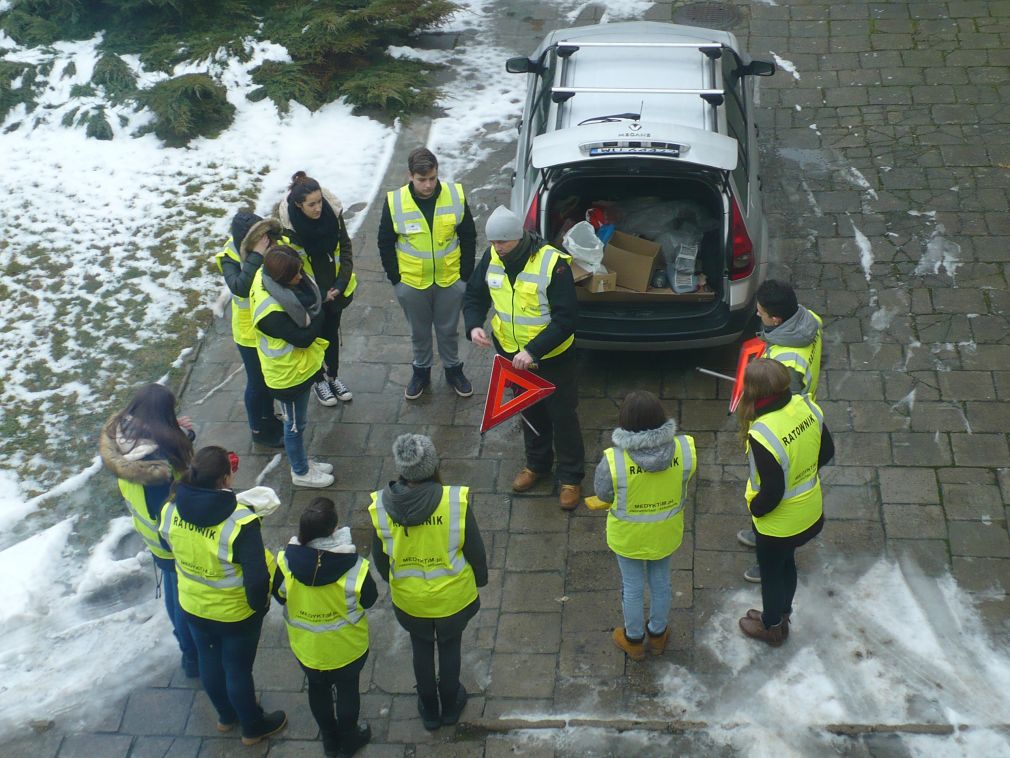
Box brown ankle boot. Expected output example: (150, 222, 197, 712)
(739, 614, 785, 647)
(559, 484, 581, 510)
(647, 626, 670, 656)
(512, 467, 542, 492)
(745, 609, 790, 639)
(612, 627, 646, 660)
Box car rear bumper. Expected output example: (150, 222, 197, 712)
(573, 300, 756, 351)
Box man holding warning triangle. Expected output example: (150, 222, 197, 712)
(463, 206, 585, 510)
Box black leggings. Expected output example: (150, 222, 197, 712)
(410, 633, 462, 702)
(756, 540, 798, 628)
(301, 651, 367, 735)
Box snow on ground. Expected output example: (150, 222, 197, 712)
(770, 51, 800, 80)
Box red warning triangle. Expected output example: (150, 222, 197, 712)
(480, 354, 556, 433)
(729, 337, 767, 413)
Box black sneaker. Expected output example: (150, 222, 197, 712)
(313, 379, 338, 407)
(241, 710, 287, 746)
(440, 683, 468, 726)
(405, 366, 431, 400)
(417, 694, 441, 731)
(444, 363, 473, 397)
(336, 722, 371, 757)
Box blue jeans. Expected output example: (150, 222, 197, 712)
(237, 344, 274, 433)
(160, 563, 197, 663)
(280, 387, 310, 475)
(186, 614, 264, 731)
(616, 554, 673, 639)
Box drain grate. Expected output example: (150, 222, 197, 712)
(673, 2, 741, 30)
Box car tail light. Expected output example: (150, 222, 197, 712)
(729, 196, 754, 280)
(524, 192, 539, 231)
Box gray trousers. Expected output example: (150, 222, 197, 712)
(394, 280, 465, 369)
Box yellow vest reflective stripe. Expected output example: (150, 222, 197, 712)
(368, 485, 477, 618)
(745, 395, 825, 537)
(215, 239, 257, 347)
(487, 243, 574, 359)
(277, 550, 370, 670)
(288, 239, 359, 297)
(604, 436, 696, 560)
(763, 310, 823, 400)
(387, 182, 465, 289)
(159, 501, 259, 622)
(119, 477, 173, 561)
(249, 268, 327, 389)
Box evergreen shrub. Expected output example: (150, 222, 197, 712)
(85, 107, 114, 140)
(139, 73, 235, 146)
(91, 52, 137, 100)
(248, 60, 321, 113)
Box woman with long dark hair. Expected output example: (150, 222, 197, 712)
(276, 170, 357, 406)
(273, 498, 376, 756)
(99, 383, 197, 676)
(735, 358, 834, 646)
(159, 446, 286, 746)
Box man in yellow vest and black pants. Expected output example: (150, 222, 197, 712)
(463, 206, 586, 510)
(738, 279, 824, 582)
(368, 435, 487, 731)
(377, 147, 477, 400)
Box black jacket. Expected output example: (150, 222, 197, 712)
(462, 232, 578, 361)
(271, 539, 378, 610)
(170, 483, 271, 624)
(369, 479, 488, 588)
(220, 250, 264, 300)
(377, 182, 477, 285)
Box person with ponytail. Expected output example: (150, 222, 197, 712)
(99, 383, 198, 677)
(248, 246, 334, 488)
(735, 358, 834, 647)
(272, 498, 376, 757)
(159, 446, 287, 746)
(275, 170, 357, 406)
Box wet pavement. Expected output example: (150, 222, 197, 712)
(7, 0, 1010, 755)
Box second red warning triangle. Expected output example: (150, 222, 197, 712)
(480, 354, 556, 433)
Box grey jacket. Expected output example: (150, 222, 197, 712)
(759, 304, 820, 393)
(593, 419, 679, 503)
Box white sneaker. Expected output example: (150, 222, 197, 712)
(328, 376, 352, 402)
(291, 467, 334, 488)
(310, 460, 333, 474)
(312, 380, 338, 407)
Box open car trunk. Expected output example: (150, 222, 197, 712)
(544, 164, 726, 304)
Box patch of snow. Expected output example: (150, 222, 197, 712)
(255, 453, 284, 486)
(870, 306, 898, 331)
(915, 224, 962, 280)
(845, 166, 878, 199)
(850, 219, 874, 281)
(892, 388, 916, 414)
(770, 52, 800, 81)
(193, 366, 244, 406)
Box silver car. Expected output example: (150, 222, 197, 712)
(506, 21, 775, 349)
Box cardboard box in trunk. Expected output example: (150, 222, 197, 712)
(570, 261, 617, 293)
(603, 231, 661, 292)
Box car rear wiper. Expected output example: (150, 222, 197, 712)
(577, 112, 641, 126)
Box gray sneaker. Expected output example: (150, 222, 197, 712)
(743, 565, 761, 583)
(737, 528, 757, 548)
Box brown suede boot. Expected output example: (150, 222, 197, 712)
(559, 484, 581, 510)
(647, 626, 670, 656)
(738, 615, 786, 647)
(612, 627, 646, 661)
(745, 609, 790, 639)
(512, 467, 542, 492)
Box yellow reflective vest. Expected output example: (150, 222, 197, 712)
(287, 238, 359, 298)
(159, 500, 264, 623)
(387, 182, 466, 289)
(214, 239, 257, 347)
(248, 268, 328, 390)
(119, 476, 174, 561)
(276, 550, 370, 671)
(745, 395, 825, 538)
(487, 243, 574, 359)
(368, 485, 477, 618)
(605, 436, 696, 560)
(763, 310, 823, 400)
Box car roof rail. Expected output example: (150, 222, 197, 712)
(556, 41, 723, 60)
(551, 87, 724, 107)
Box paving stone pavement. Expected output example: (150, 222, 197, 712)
(6, 0, 1010, 755)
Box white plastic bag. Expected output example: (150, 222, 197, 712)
(563, 221, 606, 273)
(236, 486, 281, 517)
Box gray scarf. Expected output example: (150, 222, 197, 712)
(262, 271, 322, 327)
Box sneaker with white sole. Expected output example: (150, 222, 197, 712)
(737, 528, 757, 548)
(312, 380, 338, 407)
(291, 467, 334, 488)
(310, 460, 333, 474)
(743, 564, 761, 583)
(328, 376, 353, 402)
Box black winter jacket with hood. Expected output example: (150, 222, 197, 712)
(170, 482, 271, 630)
(271, 526, 378, 611)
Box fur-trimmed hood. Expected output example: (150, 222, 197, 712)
(274, 187, 343, 231)
(98, 415, 172, 485)
(239, 217, 281, 261)
(611, 418, 679, 472)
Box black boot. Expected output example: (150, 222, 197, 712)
(336, 722, 371, 757)
(417, 693, 441, 730)
(321, 728, 341, 757)
(405, 365, 431, 400)
(252, 415, 284, 448)
(440, 682, 468, 726)
(241, 710, 287, 746)
(444, 363, 473, 397)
